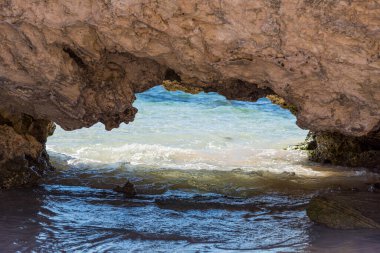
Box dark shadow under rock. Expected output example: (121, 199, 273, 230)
(308, 131, 380, 171)
(0, 109, 54, 189)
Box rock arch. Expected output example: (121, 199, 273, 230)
(1, 0, 380, 188)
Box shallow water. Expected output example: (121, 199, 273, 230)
(1, 86, 380, 252)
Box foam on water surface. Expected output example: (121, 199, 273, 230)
(1, 86, 379, 252)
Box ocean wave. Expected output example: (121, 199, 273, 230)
(48, 143, 336, 179)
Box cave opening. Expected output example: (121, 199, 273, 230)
(46, 85, 309, 174)
(2, 87, 379, 252)
(1, 0, 380, 250)
(44, 84, 376, 196)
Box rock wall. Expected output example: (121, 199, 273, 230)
(0, 110, 55, 189)
(0, 1, 379, 176)
(309, 131, 380, 170)
(1, 0, 379, 135)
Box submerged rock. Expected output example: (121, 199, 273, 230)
(307, 192, 380, 229)
(113, 181, 137, 198)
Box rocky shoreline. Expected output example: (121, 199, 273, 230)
(307, 190, 380, 229)
(289, 131, 380, 171)
(0, 109, 55, 189)
(0, 0, 379, 230)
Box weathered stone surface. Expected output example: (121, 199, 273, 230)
(287, 131, 318, 151)
(0, 110, 54, 189)
(308, 131, 380, 170)
(307, 192, 380, 229)
(0, 0, 379, 137)
(267, 94, 298, 115)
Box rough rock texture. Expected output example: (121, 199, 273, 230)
(307, 192, 380, 229)
(267, 94, 298, 115)
(0, 0, 380, 176)
(0, 0, 379, 136)
(309, 131, 380, 170)
(287, 131, 318, 151)
(0, 109, 54, 189)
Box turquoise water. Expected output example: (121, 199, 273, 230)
(47, 86, 309, 172)
(1, 86, 380, 252)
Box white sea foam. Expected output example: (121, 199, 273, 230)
(47, 86, 369, 179)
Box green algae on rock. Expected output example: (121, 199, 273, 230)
(287, 132, 317, 151)
(308, 131, 380, 170)
(162, 80, 203, 94)
(266, 94, 298, 115)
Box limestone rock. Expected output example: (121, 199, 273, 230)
(0, 0, 379, 137)
(0, 1, 380, 176)
(0, 110, 54, 189)
(267, 94, 298, 115)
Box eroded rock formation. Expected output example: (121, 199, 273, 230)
(0, 0, 380, 185)
(309, 131, 380, 170)
(0, 109, 54, 189)
(1, 0, 379, 134)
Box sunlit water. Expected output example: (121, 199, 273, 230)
(1, 86, 380, 252)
